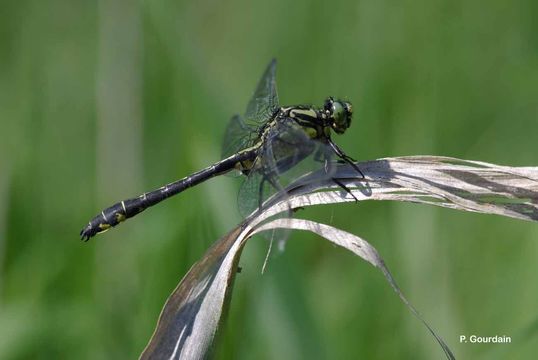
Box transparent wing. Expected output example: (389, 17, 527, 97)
(238, 160, 274, 218)
(238, 119, 340, 249)
(221, 114, 258, 159)
(263, 118, 317, 176)
(238, 154, 292, 246)
(238, 118, 337, 217)
(244, 59, 279, 125)
(221, 59, 279, 159)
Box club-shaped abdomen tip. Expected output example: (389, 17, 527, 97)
(80, 224, 95, 241)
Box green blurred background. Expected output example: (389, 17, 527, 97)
(1, 0, 537, 358)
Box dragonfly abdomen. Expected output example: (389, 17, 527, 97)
(80, 149, 257, 241)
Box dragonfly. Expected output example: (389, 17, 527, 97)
(80, 59, 363, 241)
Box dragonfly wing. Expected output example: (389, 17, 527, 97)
(222, 59, 279, 159)
(263, 119, 317, 176)
(238, 146, 287, 218)
(260, 118, 343, 203)
(244, 59, 279, 125)
(238, 118, 335, 216)
(237, 118, 344, 250)
(221, 114, 258, 159)
(238, 160, 271, 217)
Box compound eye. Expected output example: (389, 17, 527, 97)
(331, 101, 352, 134)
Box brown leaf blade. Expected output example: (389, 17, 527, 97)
(259, 156, 538, 222)
(139, 225, 252, 360)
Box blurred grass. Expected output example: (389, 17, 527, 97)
(1, 0, 537, 358)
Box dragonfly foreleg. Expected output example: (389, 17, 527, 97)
(327, 139, 364, 178)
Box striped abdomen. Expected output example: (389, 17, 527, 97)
(80, 149, 256, 241)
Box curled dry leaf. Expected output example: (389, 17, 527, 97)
(140, 156, 538, 360)
(259, 156, 538, 223)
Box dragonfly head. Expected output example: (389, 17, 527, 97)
(325, 97, 352, 134)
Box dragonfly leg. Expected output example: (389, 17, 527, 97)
(262, 172, 295, 216)
(257, 177, 267, 211)
(332, 178, 359, 201)
(257, 172, 287, 209)
(327, 139, 365, 178)
(265, 174, 283, 194)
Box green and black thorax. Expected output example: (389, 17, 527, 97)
(236, 97, 353, 175)
(259, 97, 353, 145)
